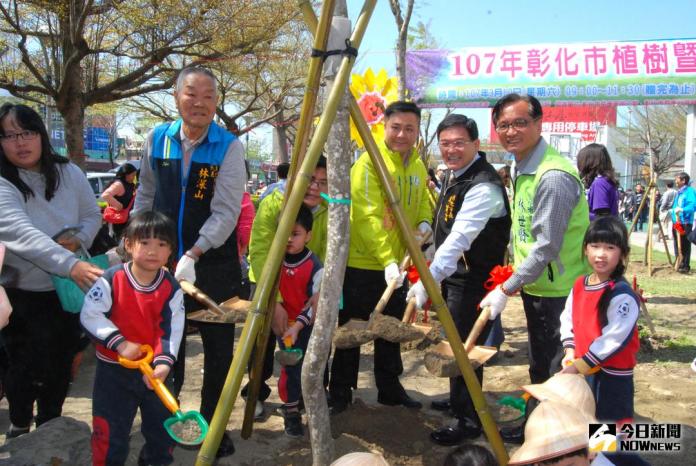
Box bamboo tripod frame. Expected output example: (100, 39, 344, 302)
(299, 5, 507, 465)
(627, 178, 673, 276)
(195, 2, 374, 464)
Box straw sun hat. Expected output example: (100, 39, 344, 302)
(508, 400, 597, 465)
(330, 452, 390, 466)
(522, 373, 596, 418)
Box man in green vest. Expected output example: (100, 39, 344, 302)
(480, 93, 590, 443)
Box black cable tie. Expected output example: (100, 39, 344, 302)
(342, 38, 358, 58)
(310, 39, 358, 62)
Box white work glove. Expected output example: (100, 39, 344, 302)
(406, 279, 428, 309)
(418, 221, 432, 239)
(423, 242, 436, 261)
(384, 262, 403, 288)
(480, 285, 509, 320)
(175, 253, 197, 285)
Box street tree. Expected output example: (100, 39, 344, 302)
(616, 105, 687, 177)
(387, 0, 414, 101)
(0, 0, 295, 167)
(211, 18, 310, 162)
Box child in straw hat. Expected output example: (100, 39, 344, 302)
(330, 452, 389, 466)
(522, 373, 596, 419)
(508, 400, 596, 466)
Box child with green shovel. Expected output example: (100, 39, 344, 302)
(273, 205, 323, 438)
(81, 211, 185, 466)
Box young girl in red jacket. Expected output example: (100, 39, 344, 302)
(559, 216, 639, 426)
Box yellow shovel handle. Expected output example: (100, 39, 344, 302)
(118, 344, 180, 415)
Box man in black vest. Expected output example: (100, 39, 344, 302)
(407, 114, 510, 445)
(134, 66, 246, 457)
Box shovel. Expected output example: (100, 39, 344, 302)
(275, 334, 304, 366)
(333, 231, 432, 349)
(674, 227, 684, 271)
(424, 306, 498, 377)
(402, 297, 441, 344)
(179, 280, 249, 324)
(118, 344, 208, 445)
(333, 252, 412, 350)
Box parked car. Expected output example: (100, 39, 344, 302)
(86, 172, 116, 199)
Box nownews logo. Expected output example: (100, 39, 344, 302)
(589, 424, 617, 452)
(589, 423, 682, 453)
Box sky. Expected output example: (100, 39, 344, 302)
(343, 0, 696, 137)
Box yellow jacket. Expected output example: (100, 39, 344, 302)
(348, 141, 432, 271)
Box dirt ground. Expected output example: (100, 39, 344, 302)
(1, 269, 694, 465)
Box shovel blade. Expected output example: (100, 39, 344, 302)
(333, 319, 374, 349)
(424, 341, 498, 377)
(187, 296, 251, 324)
(274, 349, 303, 366)
(163, 411, 209, 445)
(371, 315, 426, 343)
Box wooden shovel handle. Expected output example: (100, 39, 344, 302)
(178, 280, 225, 317)
(402, 298, 417, 323)
(464, 306, 491, 352)
(675, 233, 683, 271)
(374, 251, 414, 316)
(375, 230, 433, 317)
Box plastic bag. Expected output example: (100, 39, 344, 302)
(52, 249, 109, 314)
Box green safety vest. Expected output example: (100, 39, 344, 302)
(512, 146, 590, 297)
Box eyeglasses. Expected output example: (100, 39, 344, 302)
(309, 177, 328, 188)
(0, 130, 39, 142)
(438, 140, 474, 150)
(495, 118, 538, 133)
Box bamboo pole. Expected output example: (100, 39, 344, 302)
(195, 2, 376, 464)
(286, 0, 336, 189)
(655, 209, 674, 266)
(427, 186, 438, 213)
(646, 179, 657, 273)
(240, 0, 336, 438)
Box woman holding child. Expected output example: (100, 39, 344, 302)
(0, 104, 102, 438)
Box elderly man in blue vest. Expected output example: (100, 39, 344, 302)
(134, 66, 246, 457)
(480, 93, 590, 444)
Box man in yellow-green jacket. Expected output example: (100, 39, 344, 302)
(329, 101, 432, 413)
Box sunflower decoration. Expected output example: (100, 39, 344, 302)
(349, 68, 399, 148)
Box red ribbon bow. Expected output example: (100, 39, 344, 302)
(406, 261, 431, 284)
(675, 220, 686, 235)
(484, 264, 514, 291)
(632, 275, 648, 303)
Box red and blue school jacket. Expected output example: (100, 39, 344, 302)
(279, 248, 323, 327)
(80, 263, 185, 368)
(559, 276, 640, 376)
